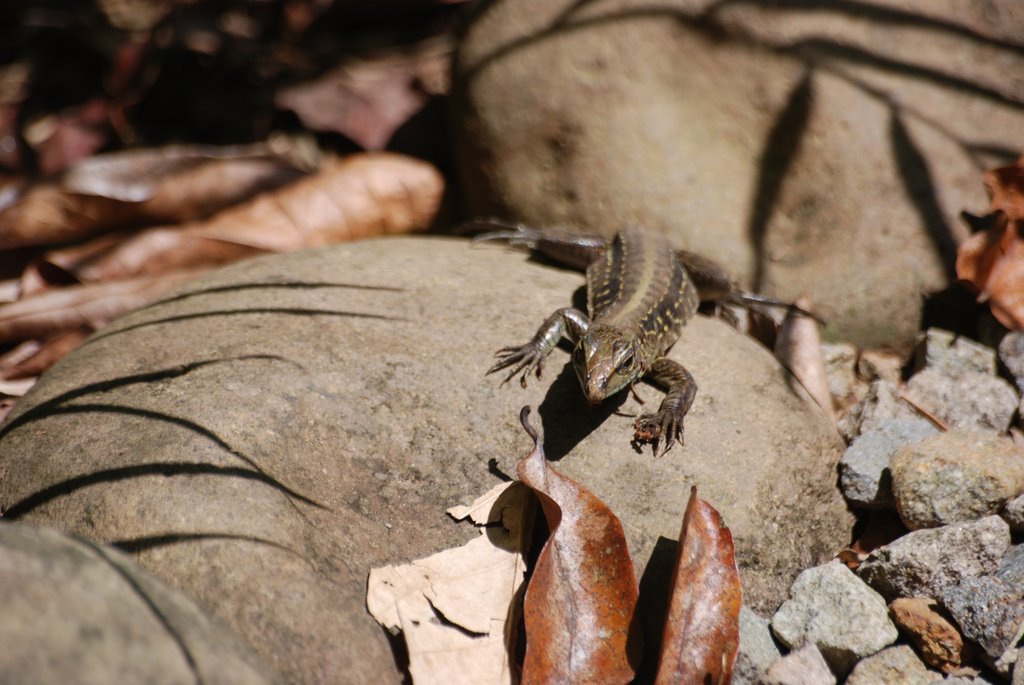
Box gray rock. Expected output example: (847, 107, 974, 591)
(1003, 494, 1024, 534)
(858, 516, 1010, 600)
(839, 380, 919, 441)
(451, 0, 1024, 351)
(915, 329, 997, 378)
(1000, 331, 1024, 393)
(763, 642, 836, 685)
(734, 606, 782, 685)
(0, 522, 278, 685)
(839, 418, 938, 509)
(934, 676, 1000, 685)
(0, 238, 854, 683)
(903, 368, 1017, 435)
(890, 431, 1024, 529)
(940, 577, 1024, 674)
(771, 560, 897, 676)
(845, 644, 935, 685)
(998, 545, 1024, 586)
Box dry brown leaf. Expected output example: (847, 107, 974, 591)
(276, 41, 450, 150)
(45, 152, 444, 284)
(654, 487, 741, 685)
(516, 407, 641, 685)
(367, 481, 531, 685)
(774, 295, 835, 423)
(1, 327, 91, 379)
(0, 269, 202, 342)
(957, 157, 1024, 329)
(0, 141, 311, 250)
(836, 511, 907, 571)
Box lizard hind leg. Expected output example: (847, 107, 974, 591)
(633, 358, 697, 456)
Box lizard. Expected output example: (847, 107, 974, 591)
(477, 222, 779, 455)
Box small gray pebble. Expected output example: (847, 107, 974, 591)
(858, 516, 1010, 600)
(903, 369, 1017, 434)
(1003, 493, 1024, 533)
(840, 418, 938, 509)
(940, 576, 1024, 674)
(771, 560, 897, 676)
(997, 545, 1024, 586)
(733, 606, 782, 685)
(839, 380, 918, 441)
(1000, 331, 1024, 393)
(763, 642, 836, 685)
(845, 644, 935, 685)
(916, 329, 996, 378)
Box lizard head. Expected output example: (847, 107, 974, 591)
(572, 325, 646, 403)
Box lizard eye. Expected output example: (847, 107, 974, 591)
(618, 350, 635, 371)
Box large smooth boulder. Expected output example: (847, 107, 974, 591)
(451, 0, 1024, 349)
(0, 522, 278, 685)
(0, 237, 852, 683)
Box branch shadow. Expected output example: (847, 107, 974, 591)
(749, 72, 814, 291)
(3, 458, 323, 520)
(890, 111, 958, 281)
(0, 356, 328, 517)
(112, 531, 304, 560)
(86, 307, 403, 346)
(144, 280, 403, 311)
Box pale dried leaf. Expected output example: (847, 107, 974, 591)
(774, 296, 834, 423)
(0, 377, 36, 396)
(367, 482, 531, 685)
(447, 481, 517, 525)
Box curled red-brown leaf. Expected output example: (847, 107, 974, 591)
(35, 152, 444, 286)
(957, 157, 1024, 330)
(516, 407, 641, 685)
(655, 487, 741, 685)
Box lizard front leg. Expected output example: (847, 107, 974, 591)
(488, 307, 590, 388)
(633, 358, 697, 455)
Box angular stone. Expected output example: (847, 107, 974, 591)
(940, 577, 1024, 674)
(914, 329, 997, 378)
(763, 642, 836, 685)
(997, 545, 1024, 586)
(1000, 331, 1024, 393)
(839, 379, 919, 441)
(890, 431, 1024, 529)
(1003, 495, 1024, 534)
(889, 597, 968, 672)
(839, 419, 938, 509)
(0, 238, 854, 683)
(903, 369, 1017, 435)
(858, 516, 1010, 600)
(0, 522, 278, 685)
(771, 560, 897, 675)
(845, 645, 935, 685)
(734, 606, 783, 685)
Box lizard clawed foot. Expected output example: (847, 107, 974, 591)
(487, 343, 545, 388)
(633, 410, 684, 456)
